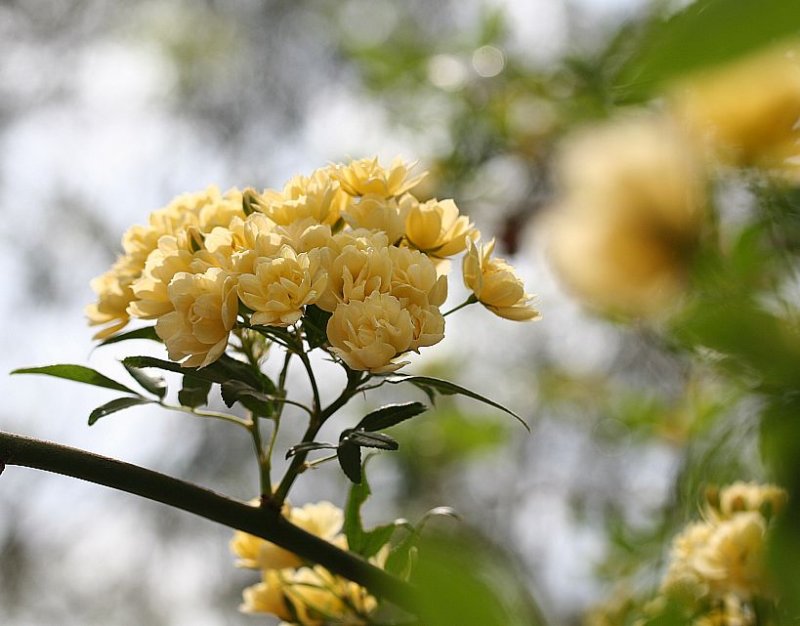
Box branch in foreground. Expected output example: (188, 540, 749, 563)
(0, 430, 415, 612)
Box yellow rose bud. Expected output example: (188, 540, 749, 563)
(327, 292, 414, 372)
(155, 267, 239, 368)
(463, 238, 540, 321)
(335, 156, 426, 198)
(237, 246, 327, 327)
(404, 196, 475, 258)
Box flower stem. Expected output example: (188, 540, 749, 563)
(442, 294, 478, 317)
(158, 402, 251, 429)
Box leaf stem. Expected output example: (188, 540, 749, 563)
(158, 402, 251, 429)
(0, 430, 415, 610)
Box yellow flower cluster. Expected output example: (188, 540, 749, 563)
(87, 157, 539, 371)
(548, 39, 800, 317)
(658, 482, 786, 622)
(230, 501, 381, 626)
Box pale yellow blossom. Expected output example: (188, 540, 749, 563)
(335, 156, 425, 198)
(404, 196, 475, 258)
(408, 303, 445, 350)
(342, 194, 406, 244)
(547, 115, 705, 317)
(716, 482, 787, 520)
(238, 246, 327, 327)
(463, 238, 539, 321)
(128, 234, 196, 320)
(241, 569, 294, 621)
(255, 169, 345, 226)
(670, 40, 800, 169)
(155, 268, 239, 367)
(231, 501, 344, 571)
(316, 243, 393, 313)
(388, 246, 448, 307)
(85, 257, 139, 338)
(327, 292, 415, 372)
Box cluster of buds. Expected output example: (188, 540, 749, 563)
(87, 157, 538, 372)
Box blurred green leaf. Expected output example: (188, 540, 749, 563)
(88, 396, 152, 426)
(619, 0, 800, 95)
(12, 364, 139, 395)
(344, 461, 399, 559)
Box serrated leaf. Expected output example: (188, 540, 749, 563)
(285, 441, 337, 459)
(388, 375, 529, 431)
(123, 363, 167, 399)
(178, 375, 212, 408)
(97, 326, 160, 347)
(356, 402, 427, 432)
(337, 442, 362, 483)
(12, 364, 139, 395)
(344, 430, 399, 450)
(88, 396, 152, 425)
(303, 305, 332, 349)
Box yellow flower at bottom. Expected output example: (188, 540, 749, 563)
(155, 268, 239, 368)
(463, 238, 540, 321)
(327, 292, 415, 372)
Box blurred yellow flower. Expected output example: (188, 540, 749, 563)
(238, 246, 327, 327)
(715, 482, 787, 520)
(335, 156, 425, 198)
(463, 238, 539, 321)
(547, 115, 705, 317)
(155, 267, 239, 367)
(405, 196, 475, 258)
(85, 257, 139, 339)
(670, 40, 800, 170)
(327, 292, 415, 372)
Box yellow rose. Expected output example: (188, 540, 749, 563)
(547, 115, 705, 317)
(316, 244, 393, 313)
(255, 169, 345, 226)
(128, 234, 196, 320)
(335, 156, 425, 198)
(388, 246, 448, 307)
(404, 196, 475, 258)
(231, 501, 344, 571)
(342, 194, 406, 244)
(463, 238, 540, 321)
(716, 482, 787, 520)
(283, 565, 376, 626)
(155, 268, 239, 367)
(85, 257, 139, 339)
(327, 293, 414, 372)
(240, 569, 294, 621)
(408, 303, 445, 350)
(670, 40, 800, 169)
(238, 246, 327, 327)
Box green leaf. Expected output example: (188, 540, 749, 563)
(123, 363, 167, 399)
(356, 402, 427, 431)
(337, 442, 362, 483)
(388, 375, 529, 431)
(220, 380, 274, 417)
(285, 441, 337, 459)
(122, 356, 223, 384)
(360, 523, 398, 560)
(343, 429, 399, 451)
(618, 0, 800, 96)
(12, 364, 139, 395)
(344, 463, 371, 552)
(212, 354, 277, 395)
(88, 396, 152, 425)
(97, 326, 160, 347)
(302, 305, 332, 349)
(178, 375, 212, 408)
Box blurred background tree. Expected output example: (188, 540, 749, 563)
(2, 0, 800, 624)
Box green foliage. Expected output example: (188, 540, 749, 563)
(344, 462, 401, 559)
(177, 375, 212, 408)
(618, 0, 800, 96)
(12, 364, 139, 395)
(88, 397, 152, 426)
(123, 362, 167, 399)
